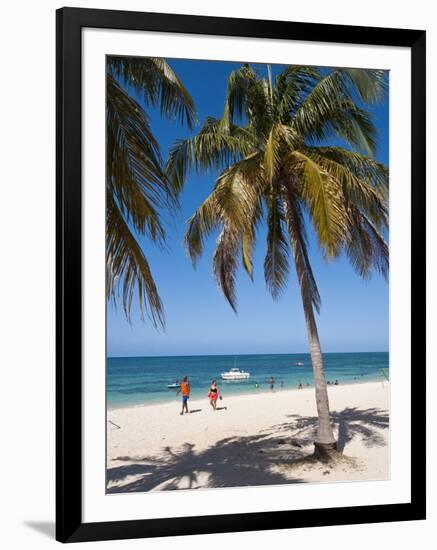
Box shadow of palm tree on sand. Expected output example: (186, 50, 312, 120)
(107, 407, 388, 493)
(269, 407, 389, 453)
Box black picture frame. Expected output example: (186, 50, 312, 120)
(56, 7, 426, 543)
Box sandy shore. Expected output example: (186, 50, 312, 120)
(107, 380, 389, 492)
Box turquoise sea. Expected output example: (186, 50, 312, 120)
(107, 352, 389, 410)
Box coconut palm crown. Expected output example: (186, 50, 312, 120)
(167, 64, 388, 454)
(107, 57, 196, 327)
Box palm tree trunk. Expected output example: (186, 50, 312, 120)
(301, 296, 338, 458)
(281, 189, 337, 459)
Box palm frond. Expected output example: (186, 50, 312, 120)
(304, 146, 388, 229)
(225, 64, 274, 140)
(304, 146, 388, 193)
(213, 223, 241, 312)
(106, 57, 198, 328)
(345, 206, 389, 279)
(107, 75, 170, 243)
(288, 151, 346, 257)
(264, 126, 281, 185)
(340, 68, 388, 105)
(241, 225, 256, 280)
(274, 66, 320, 122)
(248, 78, 274, 141)
(185, 153, 263, 278)
(292, 69, 378, 154)
(185, 194, 221, 264)
(213, 153, 264, 230)
(338, 106, 378, 155)
(166, 117, 255, 192)
(106, 194, 164, 327)
(281, 186, 321, 317)
(264, 197, 290, 299)
(264, 124, 301, 184)
(108, 56, 196, 128)
(361, 213, 389, 279)
(225, 64, 258, 121)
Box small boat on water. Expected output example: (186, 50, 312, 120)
(167, 382, 180, 389)
(295, 362, 304, 366)
(221, 367, 250, 380)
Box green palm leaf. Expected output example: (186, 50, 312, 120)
(185, 194, 221, 264)
(292, 69, 381, 154)
(106, 194, 164, 327)
(274, 66, 320, 122)
(264, 124, 301, 184)
(281, 186, 321, 315)
(304, 146, 388, 229)
(305, 146, 388, 193)
(107, 76, 170, 241)
(341, 68, 388, 104)
(288, 151, 346, 257)
(264, 198, 290, 299)
(212, 223, 241, 312)
(108, 56, 196, 128)
(166, 117, 254, 192)
(107, 58, 196, 325)
(225, 64, 258, 120)
(345, 206, 389, 279)
(241, 225, 256, 280)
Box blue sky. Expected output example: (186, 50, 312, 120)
(107, 59, 389, 357)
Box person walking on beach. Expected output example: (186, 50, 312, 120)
(177, 376, 190, 415)
(207, 379, 220, 411)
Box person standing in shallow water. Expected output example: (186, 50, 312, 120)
(269, 376, 275, 391)
(208, 379, 220, 411)
(177, 376, 190, 415)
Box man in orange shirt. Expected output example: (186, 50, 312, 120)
(177, 376, 190, 415)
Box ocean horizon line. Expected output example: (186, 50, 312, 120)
(108, 350, 389, 360)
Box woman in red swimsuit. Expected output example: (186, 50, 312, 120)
(207, 379, 220, 411)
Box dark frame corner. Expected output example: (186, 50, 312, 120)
(56, 7, 426, 543)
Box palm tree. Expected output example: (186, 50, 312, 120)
(167, 64, 388, 458)
(107, 57, 196, 327)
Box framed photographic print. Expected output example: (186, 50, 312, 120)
(56, 7, 426, 543)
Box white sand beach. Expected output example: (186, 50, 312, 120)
(107, 380, 389, 492)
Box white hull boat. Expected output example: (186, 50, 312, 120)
(221, 368, 250, 380)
